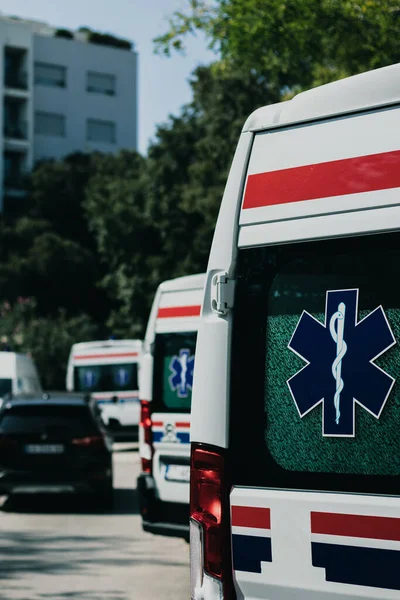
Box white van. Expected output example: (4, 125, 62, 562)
(66, 339, 142, 437)
(0, 351, 42, 403)
(190, 63, 400, 599)
(137, 273, 205, 540)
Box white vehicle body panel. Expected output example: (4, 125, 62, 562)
(140, 273, 205, 504)
(191, 63, 400, 599)
(0, 351, 42, 398)
(66, 339, 142, 427)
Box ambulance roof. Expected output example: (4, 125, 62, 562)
(243, 63, 400, 133)
(158, 273, 206, 293)
(71, 339, 142, 351)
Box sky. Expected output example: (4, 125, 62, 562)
(0, 0, 214, 154)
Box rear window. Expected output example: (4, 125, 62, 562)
(0, 404, 97, 435)
(74, 363, 138, 393)
(153, 332, 197, 412)
(231, 232, 400, 495)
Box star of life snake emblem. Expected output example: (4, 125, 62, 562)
(168, 349, 194, 398)
(287, 289, 396, 437)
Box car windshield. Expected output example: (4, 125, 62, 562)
(153, 331, 197, 412)
(0, 404, 97, 435)
(74, 363, 138, 393)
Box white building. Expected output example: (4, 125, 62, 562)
(0, 14, 138, 211)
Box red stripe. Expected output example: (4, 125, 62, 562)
(243, 150, 400, 210)
(231, 506, 270, 529)
(311, 512, 400, 541)
(157, 305, 201, 319)
(151, 421, 190, 428)
(74, 352, 139, 360)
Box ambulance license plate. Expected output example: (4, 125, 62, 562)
(165, 464, 190, 482)
(25, 444, 65, 454)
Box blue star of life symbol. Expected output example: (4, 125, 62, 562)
(116, 367, 129, 386)
(169, 349, 195, 398)
(287, 289, 396, 437)
(84, 370, 96, 389)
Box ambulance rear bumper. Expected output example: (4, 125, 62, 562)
(137, 473, 189, 541)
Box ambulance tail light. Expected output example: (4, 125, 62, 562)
(190, 443, 235, 600)
(139, 400, 153, 473)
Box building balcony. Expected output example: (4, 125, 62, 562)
(3, 121, 28, 141)
(4, 173, 25, 190)
(4, 71, 28, 91)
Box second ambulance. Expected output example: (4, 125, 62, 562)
(138, 273, 205, 540)
(190, 63, 400, 599)
(66, 339, 142, 437)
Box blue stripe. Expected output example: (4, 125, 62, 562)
(232, 534, 272, 573)
(152, 431, 163, 442)
(312, 542, 400, 590)
(96, 398, 139, 404)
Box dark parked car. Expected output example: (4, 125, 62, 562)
(0, 394, 113, 508)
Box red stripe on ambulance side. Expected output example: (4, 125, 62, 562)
(231, 506, 271, 529)
(243, 150, 400, 209)
(311, 512, 400, 541)
(157, 305, 201, 319)
(74, 352, 139, 360)
(151, 421, 189, 428)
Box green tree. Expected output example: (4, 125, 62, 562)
(84, 150, 159, 337)
(0, 297, 99, 389)
(156, 0, 400, 90)
(29, 152, 94, 247)
(146, 64, 279, 278)
(0, 154, 110, 321)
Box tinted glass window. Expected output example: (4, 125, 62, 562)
(0, 405, 97, 435)
(87, 119, 116, 143)
(35, 111, 66, 137)
(74, 363, 138, 392)
(231, 232, 400, 495)
(0, 379, 12, 396)
(153, 332, 197, 412)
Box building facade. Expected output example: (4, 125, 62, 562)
(0, 15, 138, 211)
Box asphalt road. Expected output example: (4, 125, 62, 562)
(0, 445, 190, 600)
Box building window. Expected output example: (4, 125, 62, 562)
(35, 112, 65, 137)
(34, 62, 66, 87)
(87, 119, 116, 143)
(3, 151, 24, 189)
(4, 47, 28, 90)
(87, 71, 116, 95)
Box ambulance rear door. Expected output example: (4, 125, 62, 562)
(228, 101, 400, 599)
(151, 285, 202, 505)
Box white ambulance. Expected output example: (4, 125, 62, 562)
(137, 273, 205, 540)
(66, 339, 142, 437)
(190, 63, 400, 599)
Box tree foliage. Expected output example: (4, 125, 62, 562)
(0, 298, 99, 389)
(155, 0, 400, 90)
